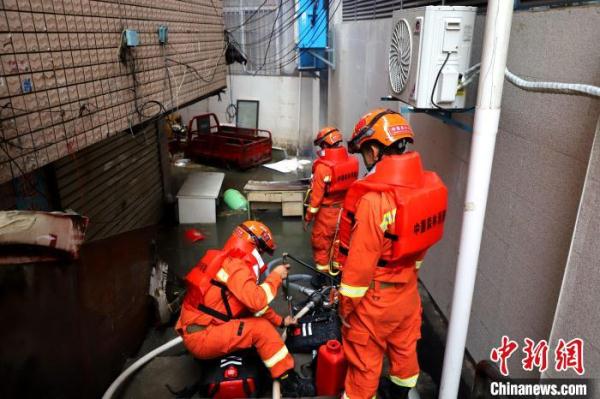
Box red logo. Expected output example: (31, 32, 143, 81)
(490, 336, 585, 376)
(490, 335, 519, 376)
(522, 338, 549, 373)
(555, 338, 584, 375)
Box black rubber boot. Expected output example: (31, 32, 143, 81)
(377, 377, 410, 399)
(279, 370, 316, 397)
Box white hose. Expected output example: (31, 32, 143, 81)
(102, 336, 183, 399)
(505, 68, 600, 98)
(465, 62, 481, 75)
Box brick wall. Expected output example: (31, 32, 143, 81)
(0, 0, 227, 184)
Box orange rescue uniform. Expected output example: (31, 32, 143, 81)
(339, 190, 422, 399)
(307, 161, 346, 273)
(176, 254, 293, 378)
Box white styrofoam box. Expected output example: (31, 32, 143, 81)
(176, 172, 225, 224)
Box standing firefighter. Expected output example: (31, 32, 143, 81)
(305, 127, 359, 278)
(336, 109, 448, 399)
(176, 221, 314, 397)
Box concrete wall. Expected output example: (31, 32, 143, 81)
(208, 74, 320, 153)
(0, 0, 227, 183)
(329, 4, 600, 378)
(544, 117, 600, 379)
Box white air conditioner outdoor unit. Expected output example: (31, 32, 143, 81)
(388, 6, 476, 109)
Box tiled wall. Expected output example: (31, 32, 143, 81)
(0, 0, 227, 184)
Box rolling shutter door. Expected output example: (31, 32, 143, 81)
(53, 124, 164, 241)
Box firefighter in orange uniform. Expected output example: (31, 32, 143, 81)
(336, 109, 448, 399)
(176, 221, 314, 397)
(305, 127, 358, 277)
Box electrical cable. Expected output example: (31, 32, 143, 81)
(264, 0, 340, 71)
(235, 0, 315, 47)
(165, 41, 227, 84)
(227, 0, 331, 73)
(430, 52, 475, 113)
(431, 52, 451, 110)
(0, 141, 53, 202)
(227, 0, 270, 33)
(252, 0, 283, 76)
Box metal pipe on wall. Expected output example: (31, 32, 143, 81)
(438, 2, 514, 398)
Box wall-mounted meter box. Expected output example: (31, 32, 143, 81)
(158, 25, 168, 44)
(124, 29, 139, 47)
(388, 6, 476, 109)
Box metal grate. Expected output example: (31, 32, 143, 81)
(342, 0, 592, 21)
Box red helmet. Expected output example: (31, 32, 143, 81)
(224, 220, 276, 256)
(348, 108, 414, 153)
(314, 126, 343, 147)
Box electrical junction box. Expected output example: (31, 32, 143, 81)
(124, 29, 139, 47)
(158, 25, 168, 44)
(388, 6, 476, 109)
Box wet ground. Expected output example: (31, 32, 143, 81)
(115, 154, 445, 399)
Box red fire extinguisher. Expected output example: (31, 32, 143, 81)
(316, 340, 347, 396)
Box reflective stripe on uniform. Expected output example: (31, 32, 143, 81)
(380, 208, 397, 232)
(416, 260, 423, 270)
(390, 373, 419, 388)
(254, 305, 269, 317)
(263, 346, 289, 368)
(308, 206, 320, 213)
(216, 268, 229, 283)
(316, 263, 329, 271)
(339, 282, 368, 298)
(324, 175, 331, 183)
(259, 283, 275, 303)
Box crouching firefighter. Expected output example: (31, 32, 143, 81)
(305, 126, 358, 278)
(175, 221, 314, 397)
(335, 109, 448, 399)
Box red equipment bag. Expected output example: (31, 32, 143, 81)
(202, 349, 269, 399)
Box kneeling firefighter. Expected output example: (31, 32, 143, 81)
(176, 221, 314, 397)
(335, 109, 448, 399)
(305, 127, 358, 277)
